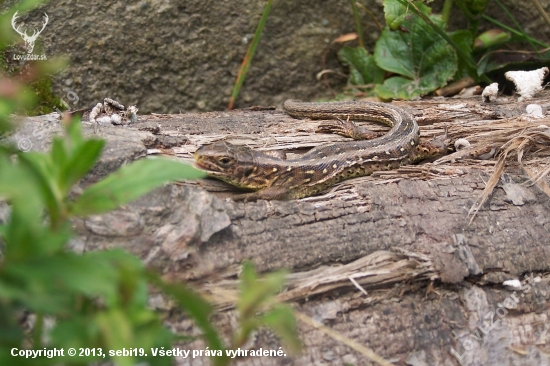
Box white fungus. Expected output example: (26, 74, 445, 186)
(454, 138, 471, 151)
(482, 83, 499, 103)
(505, 67, 549, 101)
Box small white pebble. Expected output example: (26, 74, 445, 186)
(454, 138, 471, 150)
(482, 83, 499, 103)
(503, 279, 521, 288)
(505, 67, 549, 101)
(96, 116, 112, 125)
(526, 104, 544, 119)
(110, 114, 122, 124)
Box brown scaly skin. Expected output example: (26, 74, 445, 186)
(194, 100, 449, 201)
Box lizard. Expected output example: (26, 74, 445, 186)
(193, 100, 449, 200)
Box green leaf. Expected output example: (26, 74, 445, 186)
(450, 30, 474, 80)
(374, 17, 457, 99)
(260, 306, 301, 354)
(473, 29, 511, 51)
(147, 271, 228, 366)
(70, 158, 205, 216)
(0, 155, 63, 260)
(96, 309, 135, 366)
(238, 262, 286, 318)
(50, 137, 67, 176)
(17, 151, 64, 225)
(374, 76, 417, 100)
(0, 301, 24, 346)
(60, 139, 104, 192)
(338, 46, 385, 87)
(65, 117, 84, 149)
(383, 0, 432, 30)
(1, 252, 120, 313)
(456, 0, 490, 16)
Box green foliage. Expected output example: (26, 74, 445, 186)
(340, 0, 548, 100)
(1, 3, 300, 365)
(383, 0, 431, 30)
(450, 30, 474, 80)
(337, 46, 384, 88)
(373, 15, 457, 99)
(1, 0, 64, 116)
(1, 104, 298, 366)
(455, 0, 491, 17)
(28, 76, 64, 115)
(70, 157, 205, 216)
(233, 262, 301, 354)
(0, 115, 207, 365)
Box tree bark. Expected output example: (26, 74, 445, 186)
(6, 92, 550, 365)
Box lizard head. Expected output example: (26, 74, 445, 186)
(194, 140, 259, 189)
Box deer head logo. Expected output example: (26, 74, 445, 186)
(11, 11, 49, 54)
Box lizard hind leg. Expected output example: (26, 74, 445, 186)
(411, 135, 452, 162)
(316, 116, 383, 140)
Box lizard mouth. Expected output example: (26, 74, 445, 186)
(192, 162, 226, 176)
(192, 162, 208, 170)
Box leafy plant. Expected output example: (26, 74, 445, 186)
(229, 0, 549, 105)
(1, 2, 300, 365)
(0, 111, 204, 366)
(340, 0, 549, 99)
(232, 263, 300, 353)
(373, 10, 457, 99)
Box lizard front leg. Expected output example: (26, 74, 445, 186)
(233, 186, 292, 201)
(316, 117, 384, 140)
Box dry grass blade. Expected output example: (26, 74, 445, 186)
(467, 125, 550, 223)
(294, 311, 395, 366)
(524, 166, 550, 197)
(530, 0, 550, 30)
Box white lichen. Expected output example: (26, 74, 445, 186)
(505, 67, 549, 101)
(481, 83, 499, 103)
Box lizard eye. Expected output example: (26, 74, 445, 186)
(218, 157, 232, 166)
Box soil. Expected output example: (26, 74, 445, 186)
(1, 0, 549, 113)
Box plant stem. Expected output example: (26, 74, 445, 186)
(33, 313, 44, 348)
(482, 14, 550, 48)
(355, 2, 382, 31)
(453, 0, 478, 36)
(350, 0, 364, 48)
(228, 0, 273, 110)
(494, 0, 538, 52)
(529, 0, 550, 31)
(442, 0, 453, 26)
